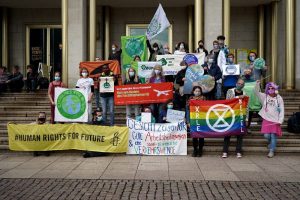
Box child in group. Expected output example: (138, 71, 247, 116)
(254, 81, 284, 158)
(186, 86, 206, 157)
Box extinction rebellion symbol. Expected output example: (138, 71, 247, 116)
(206, 104, 235, 132)
(57, 90, 86, 119)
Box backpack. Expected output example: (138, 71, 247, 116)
(287, 112, 300, 134)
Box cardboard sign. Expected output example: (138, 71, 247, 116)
(166, 109, 185, 123)
(222, 64, 240, 76)
(114, 82, 173, 105)
(141, 112, 152, 123)
(126, 118, 187, 155)
(100, 77, 114, 93)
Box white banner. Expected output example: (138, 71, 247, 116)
(55, 88, 88, 122)
(157, 53, 205, 75)
(138, 61, 160, 78)
(222, 64, 240, 76)
(100, 77, 114, 93)
(166, 109, 185, 123)
(146, 4, 170, 40)
(126, 118, 187, 155)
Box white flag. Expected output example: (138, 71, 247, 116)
(146, 4, 170, 40)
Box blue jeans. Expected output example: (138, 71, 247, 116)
(264, 133, 277, 152)
(94, 89, 100, 109)
(100, 96, 114, 126)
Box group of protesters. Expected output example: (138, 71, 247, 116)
(30, 33, 284, 159)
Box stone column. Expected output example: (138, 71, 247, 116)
(194, 0, 203, 48)
(296, 0, 300, 90)
(2, 7, 8, 67)
(66, 0, 87, 87)
(204, 0, 223, 50)
(89, 0, 96, 61)
(223, 0, 230, 46)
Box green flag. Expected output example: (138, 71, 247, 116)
(244, 81, 262, 111)
(121, 35, 147, 75)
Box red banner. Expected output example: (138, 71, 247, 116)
(114, 83, 173, 105)
(79, 60, 121, 78)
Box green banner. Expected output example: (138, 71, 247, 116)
(243, 81, 262, 111)
(121, 35, 147, 75)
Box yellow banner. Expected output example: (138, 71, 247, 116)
(8, 123, 128, 152)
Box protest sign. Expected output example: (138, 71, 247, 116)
(141, 113, 152, 123)
(157, 53, 205, 76)
(243, 81, 261, 111)
(126, 118, 187, 155)
(193, 75, 215, 94)
(189, 97, 249, 138)
(183, 64, 204, 94)
(138, 61, 160, 79)
(8, 123, 128, 152)
(100, 77, 114, 93)
(222, 64, 240, 76)
(114, 82, 173, 105)
(166, 109, 185, 123)
(79, 60, 120, 78)
(55, 88, 88, 122)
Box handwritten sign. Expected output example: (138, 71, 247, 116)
(166, 109, 185, 123)
(141, 113, 152, 123)
(100, 77, 114, 93)
(126, 118, 187, 155)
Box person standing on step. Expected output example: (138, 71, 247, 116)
(186, 86, 206, 157)
(222, 78, 248, 159)
(48, 71, 65, 124)
(254, 80, 284, 158)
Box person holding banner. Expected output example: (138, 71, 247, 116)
(48, 71, 65, 124)
(148, 65, 166, 121)
(124, 67, 141, 119)
(108, 43, 122, 67)
(186, 86, 206, 157)
(254, 81, 284, 158)
(195, 40, 208, 56)
(174, 61, 188, 110)
(147, 40, 162, 61)
(136, 107, 156, 123)
(222, 78, 248, 159)
(202, 54, 222, 100)
(222, 53, 239, 97)
(99, 65, 118, 126)
(158, 100, 174, 123)
(76, 68, 94, 122)
(174, 42, 188, 55)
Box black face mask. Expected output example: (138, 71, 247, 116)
(199, 45, 203, 48)
(38, 117, 46, 123)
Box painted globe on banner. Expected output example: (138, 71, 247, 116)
(193, 75, 215, 93)
(189, 64, 204, 76)
(183, 54, 198, 66)
(253, 58, 265, 69)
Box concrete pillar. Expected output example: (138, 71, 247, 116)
(204, 0, 223, 50)
(67, 0, 87, 87)
(296, 0, 300, 90)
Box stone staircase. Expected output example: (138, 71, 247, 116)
(1, 89, 300, 154)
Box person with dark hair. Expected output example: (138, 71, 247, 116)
(133, 55, 141, 62)
(76, 68, 94, 122)
(195, 40, 208, 56)
(31, 112, 50, 157)
(136, 107, 156, 123)
(48, 71, 65, 124)
(247, 51, 267, 81)
(174, 60, 189, 110)
(202, 54, 222, 100)
(158, 100, 174, 123)
(0, 66, 9, 93)
(147, 40, 162, 61)
(222, 78, 248, 159)
(222, 53, 239, 97)
(25, 65, 38, 92)
(174, 42, 188, 55)
(108, 43, 122, 66)
(7, 65, 24, 92)
(254, 81, 284, 158)
(186, 86, 206, 157)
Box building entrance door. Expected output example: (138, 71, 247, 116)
(26, 25, 62, 81)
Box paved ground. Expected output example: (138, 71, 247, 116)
(0, 153, 300, 199)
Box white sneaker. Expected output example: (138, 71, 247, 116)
(267, 151, 274, 158)
(222, 153, 228, 158)
(236, 153, 242, 158)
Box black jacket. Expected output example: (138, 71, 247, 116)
(202, 63, 222, 81)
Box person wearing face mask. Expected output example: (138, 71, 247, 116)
(147, 40, 162, 61)
(158, 100, 174, 123)
(148, 65, 166, 121)
(76, 68, 94, 122)
(31, 112, 50, 156)
(136, 107, 156, 123)
(124, 67, 141, 119)
(99, 65, 118, 126)
(202, 54, 222, 100)
(222, 78, 248, 159)
(174, 61, 189, 110)
(48, 71, 65, 124)
(186, 86, 206, 157)
(217, 35, 229, 56)
(247, 52, 267, 81)
(254, 81, 284, 158)
(108, 44, 122, 66)
(163, 44, 171, 55)
(222, 54, 239, 97)
(195, 40, 208, 56)
(174, 42, 188, 55)
(243, 69, 261, 134)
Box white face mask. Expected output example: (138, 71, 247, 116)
(164, 48, 169, 53)
(194, 91, 201, 97)
(154, 70, 160, 75)
(81, 72, 88, 77)
(129, 72, 135, 77)
(112, 47, 116, 51)
(153, 47, 158, 51)
(179, 45, 184, 50)
(208, 59, 214, 64)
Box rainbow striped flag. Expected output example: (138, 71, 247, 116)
(189, 97, 249, 138)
